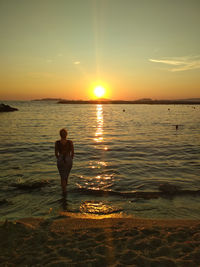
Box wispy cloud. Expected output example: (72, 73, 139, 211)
(149, 56, 200, 72)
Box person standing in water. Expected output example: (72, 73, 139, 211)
(55, 128, 74, 194)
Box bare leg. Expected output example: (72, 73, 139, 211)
(57, 155, 72, 194)
(61, 178, 67, 194)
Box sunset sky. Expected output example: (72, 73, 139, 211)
(0, 0, 200, 100)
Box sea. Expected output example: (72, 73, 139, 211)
(0, 101, 200, 220)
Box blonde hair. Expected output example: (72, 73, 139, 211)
(59, 128, 68, 138)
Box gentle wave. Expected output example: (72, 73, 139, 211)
(0, 102, 200, 220)
(72, 186, 200, 199)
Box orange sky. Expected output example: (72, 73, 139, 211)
(0, 0, 200, 100)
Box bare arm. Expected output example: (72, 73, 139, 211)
(70, 140, 74, 159)
(55, 141, 59, 159)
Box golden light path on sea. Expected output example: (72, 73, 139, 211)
(94, 104, 104, 143)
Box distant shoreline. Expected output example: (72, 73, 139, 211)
(1, 99, 200, 105)
(57, 99, 200, 105)
(29, 98, 200, 104)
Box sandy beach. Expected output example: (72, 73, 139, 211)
(1, 215, 200, 266)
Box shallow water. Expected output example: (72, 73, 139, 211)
(0, 101, 200, 220)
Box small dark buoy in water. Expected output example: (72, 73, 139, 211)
(176, 125, 178, 130)
(123, 109, 125, 112)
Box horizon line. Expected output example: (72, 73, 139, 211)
(1, 97, 200, 102)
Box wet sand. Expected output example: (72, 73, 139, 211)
(1, 216, 200, 266)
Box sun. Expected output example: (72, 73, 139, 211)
(94, 85, 106, 98)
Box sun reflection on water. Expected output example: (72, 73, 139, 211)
(80, 201, 121, 215)
(76, 104, 116, 216)
(94, 104, 103, 143)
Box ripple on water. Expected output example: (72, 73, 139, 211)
(0, 102, 200, 220)
(80, 200, 122, 215)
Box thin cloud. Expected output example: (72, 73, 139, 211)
(149, 56, 200, 72)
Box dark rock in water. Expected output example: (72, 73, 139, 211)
(158, 183, 179, 194)
(12, 180, 49, 190)
(0, 103, 18, 112)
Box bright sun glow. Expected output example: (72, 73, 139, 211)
(94, 86, 106, 98)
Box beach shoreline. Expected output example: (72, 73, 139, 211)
(1, 215, 200, 266)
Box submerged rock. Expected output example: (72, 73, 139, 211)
(0, 103, 18, 112)
(12, 180, 49, 190)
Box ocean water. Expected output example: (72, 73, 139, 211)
(0, 101, 200, 220)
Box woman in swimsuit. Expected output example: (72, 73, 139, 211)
(55, 128, 74, 194)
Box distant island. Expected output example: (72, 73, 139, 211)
(57, 98, 200, 105)
(31, 97, 200, 105)
(32, 98, 64, 101)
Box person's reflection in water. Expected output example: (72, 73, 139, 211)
(61, 192, 68, 211)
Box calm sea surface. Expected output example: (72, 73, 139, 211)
(0, 101, 200, 220)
